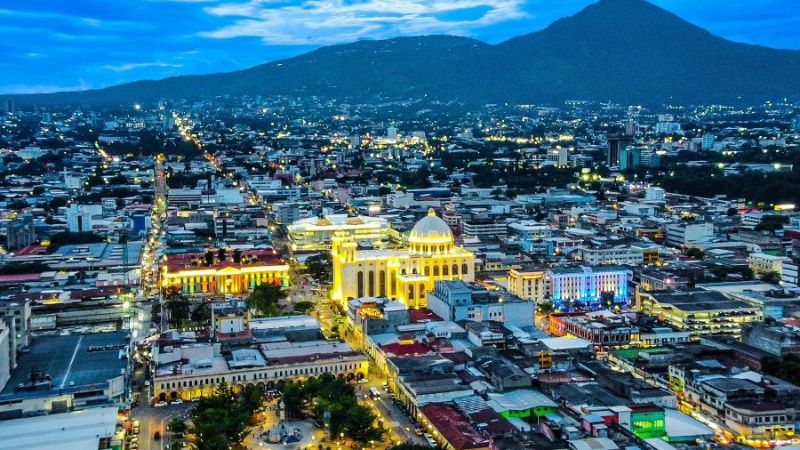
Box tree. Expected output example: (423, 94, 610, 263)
(293, 301, 315, 315)
(191, 302, 211, 324)
(164, 288, 191, 328)
(685, 247, 704, 260)
(305, 253, 332, 283)
(190, 382, 260, 450)
(247, 283, 286, 317)
(389, 444, 438, 450)
(168, 417, 187, 435)
(761, 271, 781, 285)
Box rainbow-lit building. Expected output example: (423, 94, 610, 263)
(331, 209, 475, 309)
(161, 248, 289, 295)
(546, 265, 631, 308)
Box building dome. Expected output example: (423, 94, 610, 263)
(409, 209, 453, 245)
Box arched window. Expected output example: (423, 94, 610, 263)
(424, 266, 430, 276)
(357, 271, 364, 297)
(408, 285, 415, 300)
(443, 265, 449, 276)
(452, 264, 459, 275)
(433, 266, 440, 276)
(462, 263, 469, 276)
(379, 270, 386, 297)
(368, 271, 375, 297)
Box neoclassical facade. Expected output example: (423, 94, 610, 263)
(331, 209, 475, 309)
(161, 249, 290, 295)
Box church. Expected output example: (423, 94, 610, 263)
(331, 209, 475, 309)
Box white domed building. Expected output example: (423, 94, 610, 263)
(331, 209, 475, 308)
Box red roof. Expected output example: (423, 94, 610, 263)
(409, 308, 443, 323)
(381, 342, 433, 357)
(14, 245, 47, 256)
(0, 273, 42, 284)
(166, 248, 284, 272)
(420, 403, 488, 450)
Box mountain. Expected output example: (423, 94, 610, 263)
(10, 0, 800, 106)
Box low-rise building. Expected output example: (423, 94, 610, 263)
(426, 280, 534, 328)
(638, 290, 761, 339)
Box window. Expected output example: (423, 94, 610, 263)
(462, 263, 469, 276)
(452, 264, 459, 275)
(433, 266, 439, 276)
(368, 271, 375, 297)
(357, 272, 364, 297)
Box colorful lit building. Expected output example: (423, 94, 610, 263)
(546, 266, 631, 308)
(331, 209, 475, 309)
(628, 403, 666, 439)
(161, 248, 289, 295)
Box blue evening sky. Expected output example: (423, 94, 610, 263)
(2, 0, 799, 94)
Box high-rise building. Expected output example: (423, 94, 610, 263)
(2, 98, 14, 115)
(619, 146, 641, 171)
(607, 135, 631, 167)
(6, 215, 36, 250)
(386, 126, 398, 141)
(702, 133, 716, 150)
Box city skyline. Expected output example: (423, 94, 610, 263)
(3, 0, 800, 94)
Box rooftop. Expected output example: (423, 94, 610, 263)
(2, 331, 129, 397)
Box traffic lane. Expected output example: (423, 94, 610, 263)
(131, 403, 194, 450)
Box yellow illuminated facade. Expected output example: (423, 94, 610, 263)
(331, 209, 475, 308)
(161, 250, 289, 295)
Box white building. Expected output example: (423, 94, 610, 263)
(748, 252, 789, 275)
(288, 214, 393, 252)
(546, 266, 631, 308)
(66, 204, 102, 233)
(645, 187, 665, 202)
(580, 246, 645, 266)
(508, 267, 547, 304)
(665, 222, 714, 247)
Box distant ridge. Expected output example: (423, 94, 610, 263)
(9, 0, 800, 106)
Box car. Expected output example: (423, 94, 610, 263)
(129, 443, 139, 449)
(132, 426, 140, 435)
(357, 378, 368, 384)
(415, 427, 424, 436)
(170, 399, 183, 405)
(154, 401, 168, 407)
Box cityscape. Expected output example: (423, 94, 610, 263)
(2, 1, 800, 450)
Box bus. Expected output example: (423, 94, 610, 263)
(369, 387, 381, 399)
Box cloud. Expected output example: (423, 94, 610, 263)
(103, 61, 184, 72)
(2, 79, 92, 94)
(199, 0, 527, 45)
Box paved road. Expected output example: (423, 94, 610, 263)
(131, 402, 194, 450)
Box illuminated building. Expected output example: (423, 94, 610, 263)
(546, 266, 631, 308)
(331, 209, 475, 308)
(287, 214, 392, 252)
(507, 266, 546, 304)
(152, 340, 367, 402)
(161, 248, 289, 295)
(638, 290, 761, 339)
